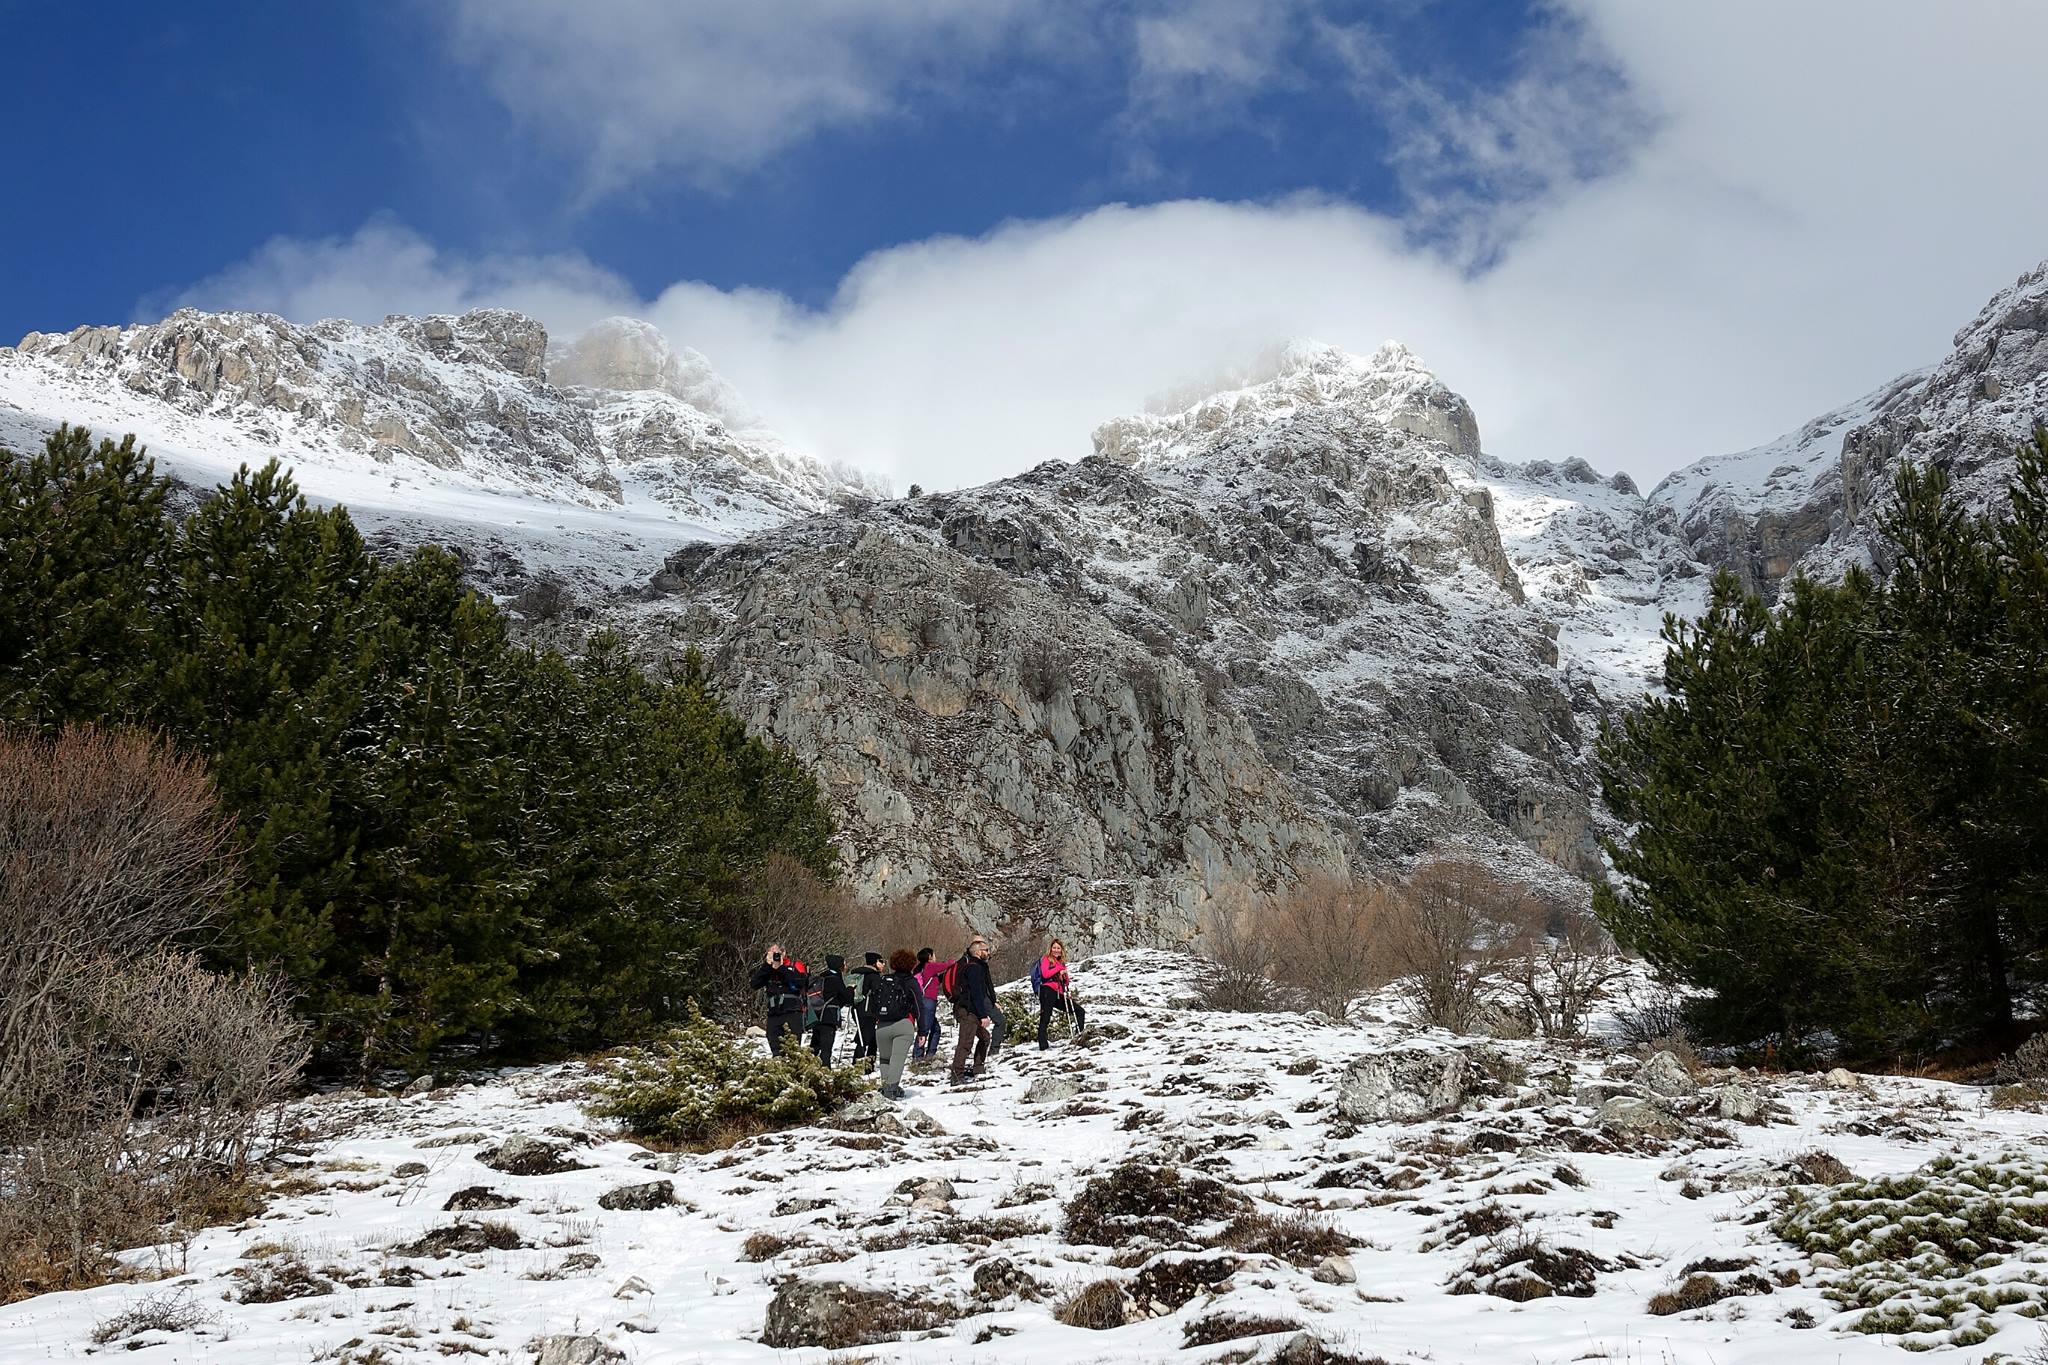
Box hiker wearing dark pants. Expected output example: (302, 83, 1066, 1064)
(874, 949, 923, 1099)
(948, 935, 998, 1084)
(850, 951, 882, 1065)
(1036, 938, 1086, 1048)
(809, 954, 854, 1065)
(748, 944, 807, 1057)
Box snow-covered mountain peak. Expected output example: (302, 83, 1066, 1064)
(549, 316, 769, 438)
(1101, 339, 1480, 469)
(0, 306, 886, 595)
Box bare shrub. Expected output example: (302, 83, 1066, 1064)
(958, 564, 1008, 616)
(842, 896, 969, 967)
(1392, 859, 1522, 1034)
(1996, 1034, 2048, 1085)
(0, 728, 305, 1302)
(1120, 657, 1168, 738)
(1499, 902, 1629, 1040)
(90, 1286, 218, 1344)
(1610, 974, 1692, 1050)
(1263, 877, 1407, 1020)
(0, 727, 233, 1099)
(1192, 898, 1286, 1012)
(1017, 639, 1071, 704)
(704, 855, 969, 1020)
(702, 854, 854, 1021)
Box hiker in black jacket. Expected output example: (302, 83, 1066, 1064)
(849, 951, 883, 1067)
(749, 944, 808, 1057)
(808, 954, 855, 1065)
(948, 935, 1000, 1084)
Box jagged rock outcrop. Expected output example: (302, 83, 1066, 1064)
(643, 520, 1349, 943)
(1656, 261, 2048, 596)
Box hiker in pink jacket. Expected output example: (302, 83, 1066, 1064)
(913, 946, 947, 1059)
(1035, 938, 1088, 1049)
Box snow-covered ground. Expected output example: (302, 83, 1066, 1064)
(10, 951, 2046, 1364)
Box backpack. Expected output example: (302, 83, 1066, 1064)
(937, 957, 963, 1003)
(1029, 959, 1045, 1001)
(871, 973, 916, 1025)
(801, 981, 828, 1027)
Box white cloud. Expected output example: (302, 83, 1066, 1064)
(163, 3, 2048, 497)
(153, 216, 639, 334)
(438, 0, 1075, 193)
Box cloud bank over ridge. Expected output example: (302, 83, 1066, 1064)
(163, 2, 2048, 492)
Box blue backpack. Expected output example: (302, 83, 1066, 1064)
(1029, 959, 1045, 1001)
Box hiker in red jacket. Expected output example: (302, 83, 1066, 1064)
(1035, 937, 1087, 1049)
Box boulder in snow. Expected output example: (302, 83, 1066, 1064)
(478, 1134, 585, 1176)
(1334, 1047, 1468, 1122)
(597, 1179, 675, 1211)
(1636, 1051, 1698, 1098)
(533, 1336, 615, 1365)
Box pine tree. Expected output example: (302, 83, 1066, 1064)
(1599, 428, 2048, 1060)
(0, 427, 172, 727)
(1, 429, 845, 1074)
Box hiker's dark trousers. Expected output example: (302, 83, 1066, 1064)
(1038, 992, 1085, 1046)
(809, 1020, 838, 1066)
(765, 1010, 803, 1057)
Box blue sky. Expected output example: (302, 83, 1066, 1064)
(4, 0, 1559, 338)
(5, 1, 2044, 488)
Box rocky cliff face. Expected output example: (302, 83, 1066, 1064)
(643, 522, 1350, 945)
(1655, 261, 2048, 596)
(641, 343, 1688, 934)
(5, 261, 2044, 945)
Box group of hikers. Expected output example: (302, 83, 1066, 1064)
(748, 934, 1087, 1099)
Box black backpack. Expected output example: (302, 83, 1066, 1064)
(871, 973, 916, 1025)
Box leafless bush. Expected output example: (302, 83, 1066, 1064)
(2, 950, 306, 1300)
(1392, 859, 1523, 1034)
(1120, 657, 1168, 737)
(842, 896, 969, 968)
(510, 574, 574, 622)
(0, 727, 233, 1100)
(703, 854, 854, 1021)
(90, 1286, 218, 1344)
(704, 855, 969, 1019)
(958, 564, 1008, 616)
(1264, 877, 1407, 1020)
(1609, 974, 1691, 1050)
(0, 728, 306, 1301)
(1018, 639, 1071, 704)
(1192, 898, 1287, 1012)
(1499, 903, 1629, 1040)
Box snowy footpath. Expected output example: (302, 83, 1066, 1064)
(6, 950, 2047, 1364)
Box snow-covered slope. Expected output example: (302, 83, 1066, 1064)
(0, 308, 885, 595)
(10, 951, 2046, 1364)
(1655, 260, 2048, 594)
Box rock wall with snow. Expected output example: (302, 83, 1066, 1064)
(1654, 261, 2048, 596)
(0, 308, 884, 595)
(4, 260, 2045, 941)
